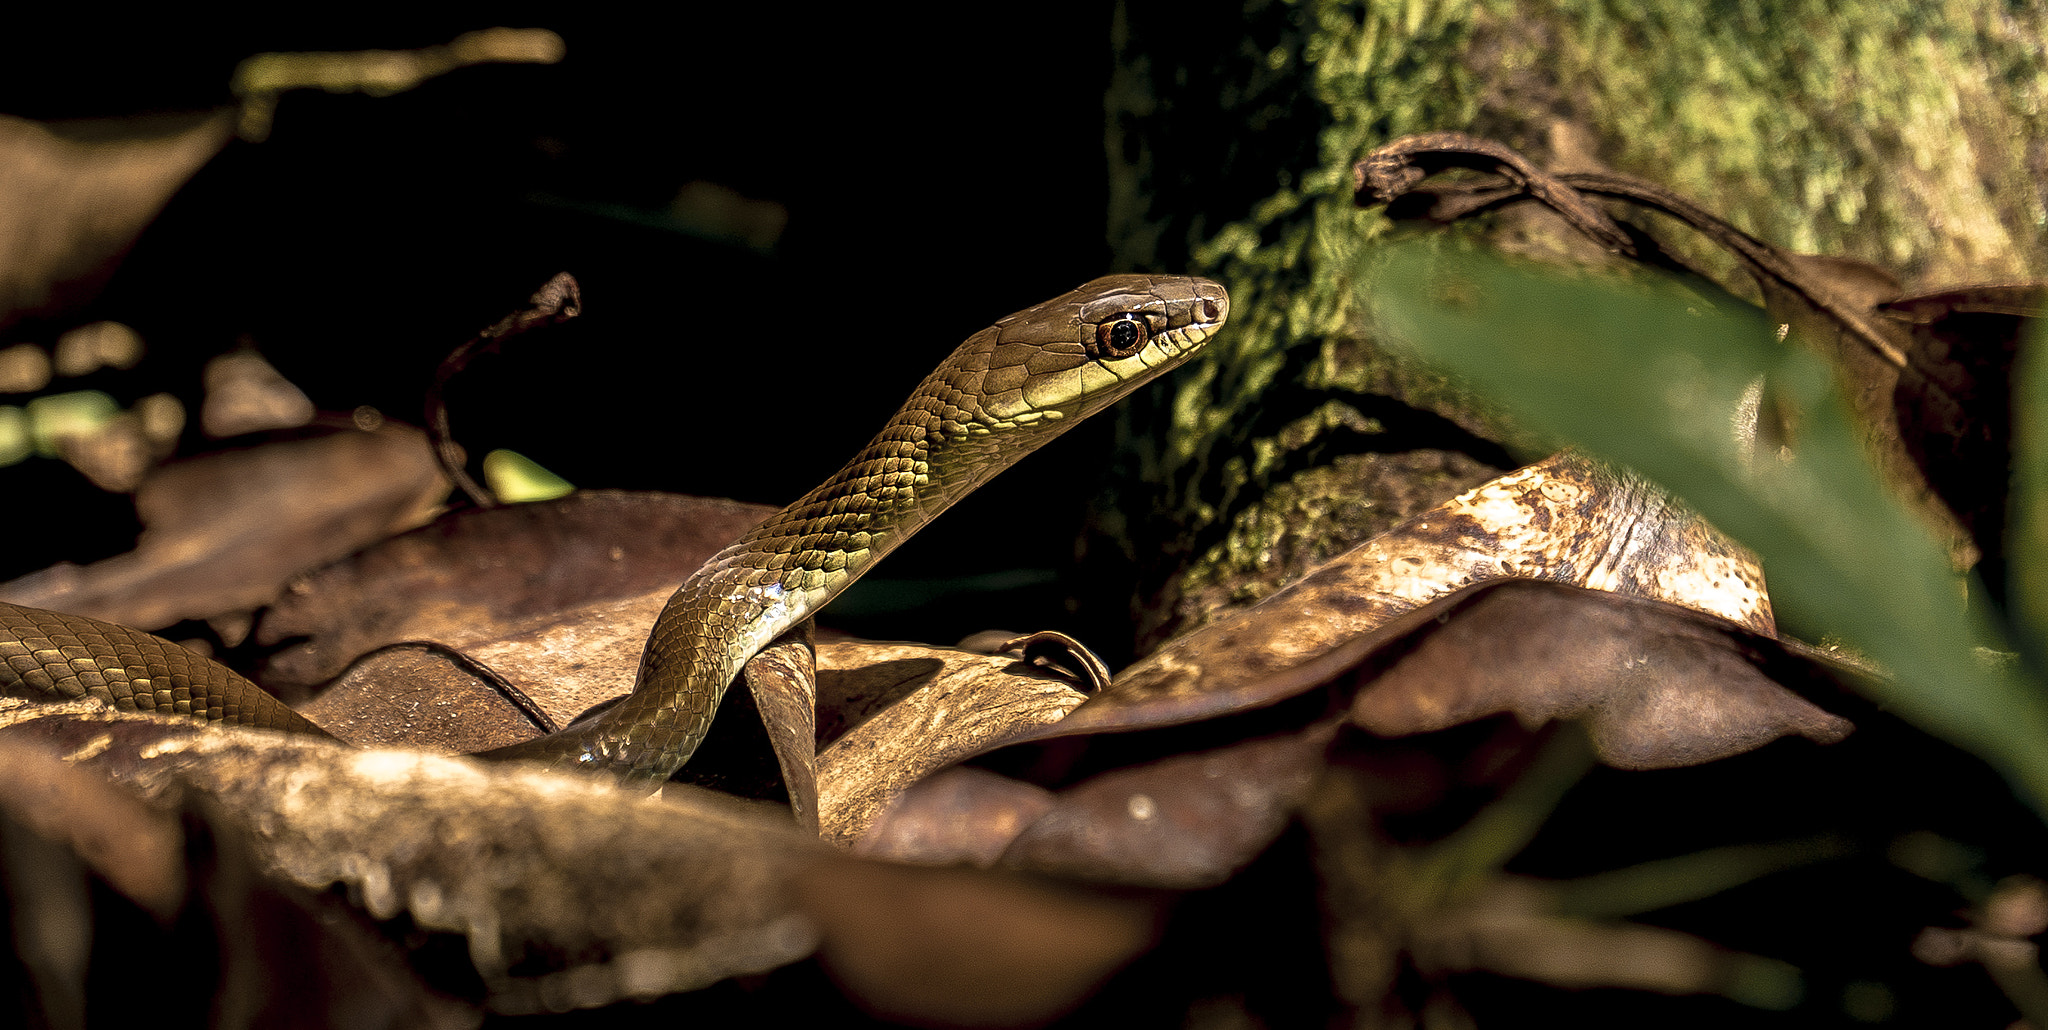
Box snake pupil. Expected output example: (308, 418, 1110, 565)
(1098, 316, 1147, 357)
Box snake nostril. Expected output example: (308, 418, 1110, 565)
(1202, 299, 1222, 322)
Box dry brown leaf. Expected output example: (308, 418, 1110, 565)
(815, 641, 950, 744)
(296, 642, 545, 754)
(0, 425, 448, 630)
(1, 693, 1173, 1023)
(1048, 452, 1772, 740)
(1881, 283, 2045, 588)
(0, 111, 234, 331)
(855, 766, 1058, 867)
(816, 642, 1089, 847)
(1350, 581, 1852, 768)
(256, 490, 772, 693)
(0, 695, 825, 1013)
(994, 724, 1339, 889)
(201, 350, 316, 438)
(294, 587, 668, 748)
(1751, 252, 1978, 560)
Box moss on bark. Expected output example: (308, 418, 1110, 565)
(1101, 0, 2048, 644)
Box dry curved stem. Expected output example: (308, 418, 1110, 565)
(994, 629, 1114, 693)
(424, 272, 583, 508)
(1354, 133, 1909, 367)
(1351, 131, 2043, 570)
(1354, 130, 1636, 257)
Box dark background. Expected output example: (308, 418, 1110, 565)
(2, 6, 1152, 645)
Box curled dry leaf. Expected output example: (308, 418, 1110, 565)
(256, 490, 773, 695)
(744, 627, 821, 834)
(0, 110, 234, 330)
(1351, 581, 1852, 768)
(0, 696, 825, 1014)
(1049, 452, 1774, 740)
(987, 629, 1116, 693)
(1880, 284, 2045, 586)
(0, 425, 449, 631)
(816, 642, 1090, 847)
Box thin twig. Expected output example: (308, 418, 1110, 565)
(425, 272, 584, 508)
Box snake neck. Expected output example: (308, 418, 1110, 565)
(478, 274, 1229, 782)
(482, 402, 971, 781)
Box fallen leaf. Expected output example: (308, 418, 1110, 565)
(254, 489, 773, 693)
(0, 695, 825, 1012)
(855, 766, 1058, 867)
(816, 643, 1089, 847)
(1882, 284, 2045, 592)
(993, 724, 1339, 888)
(1046, 452, 1774, 740)
(201, 350, 315, 438)
(296, 641, 545, 753)
(0, 424, 449, 631)
(0, 110, 234, 331)
(1350, 581, 1852, 768)
(299, 588, 668, 746)
(0, 693, 1177, 1023)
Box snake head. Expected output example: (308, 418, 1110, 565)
(955, 274, 1230, 431)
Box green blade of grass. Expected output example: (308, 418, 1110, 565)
(2009, 320, 2048, 671)
(1364, 239, 2048, 812)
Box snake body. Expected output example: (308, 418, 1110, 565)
(0, 275, 1228, 782)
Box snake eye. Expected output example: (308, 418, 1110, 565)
(1094, 314, 1149, 358)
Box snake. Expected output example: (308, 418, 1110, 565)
(0, 274, 1229, 783)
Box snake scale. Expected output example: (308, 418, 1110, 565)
(0, 275, 1229, 782)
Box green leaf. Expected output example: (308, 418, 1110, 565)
(483, 448, 574, 503)
(2009, 320, 2048, 670)
(1364, 239, 2048, 812)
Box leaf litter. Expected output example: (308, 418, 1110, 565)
(9, 121, 2041, 1025)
